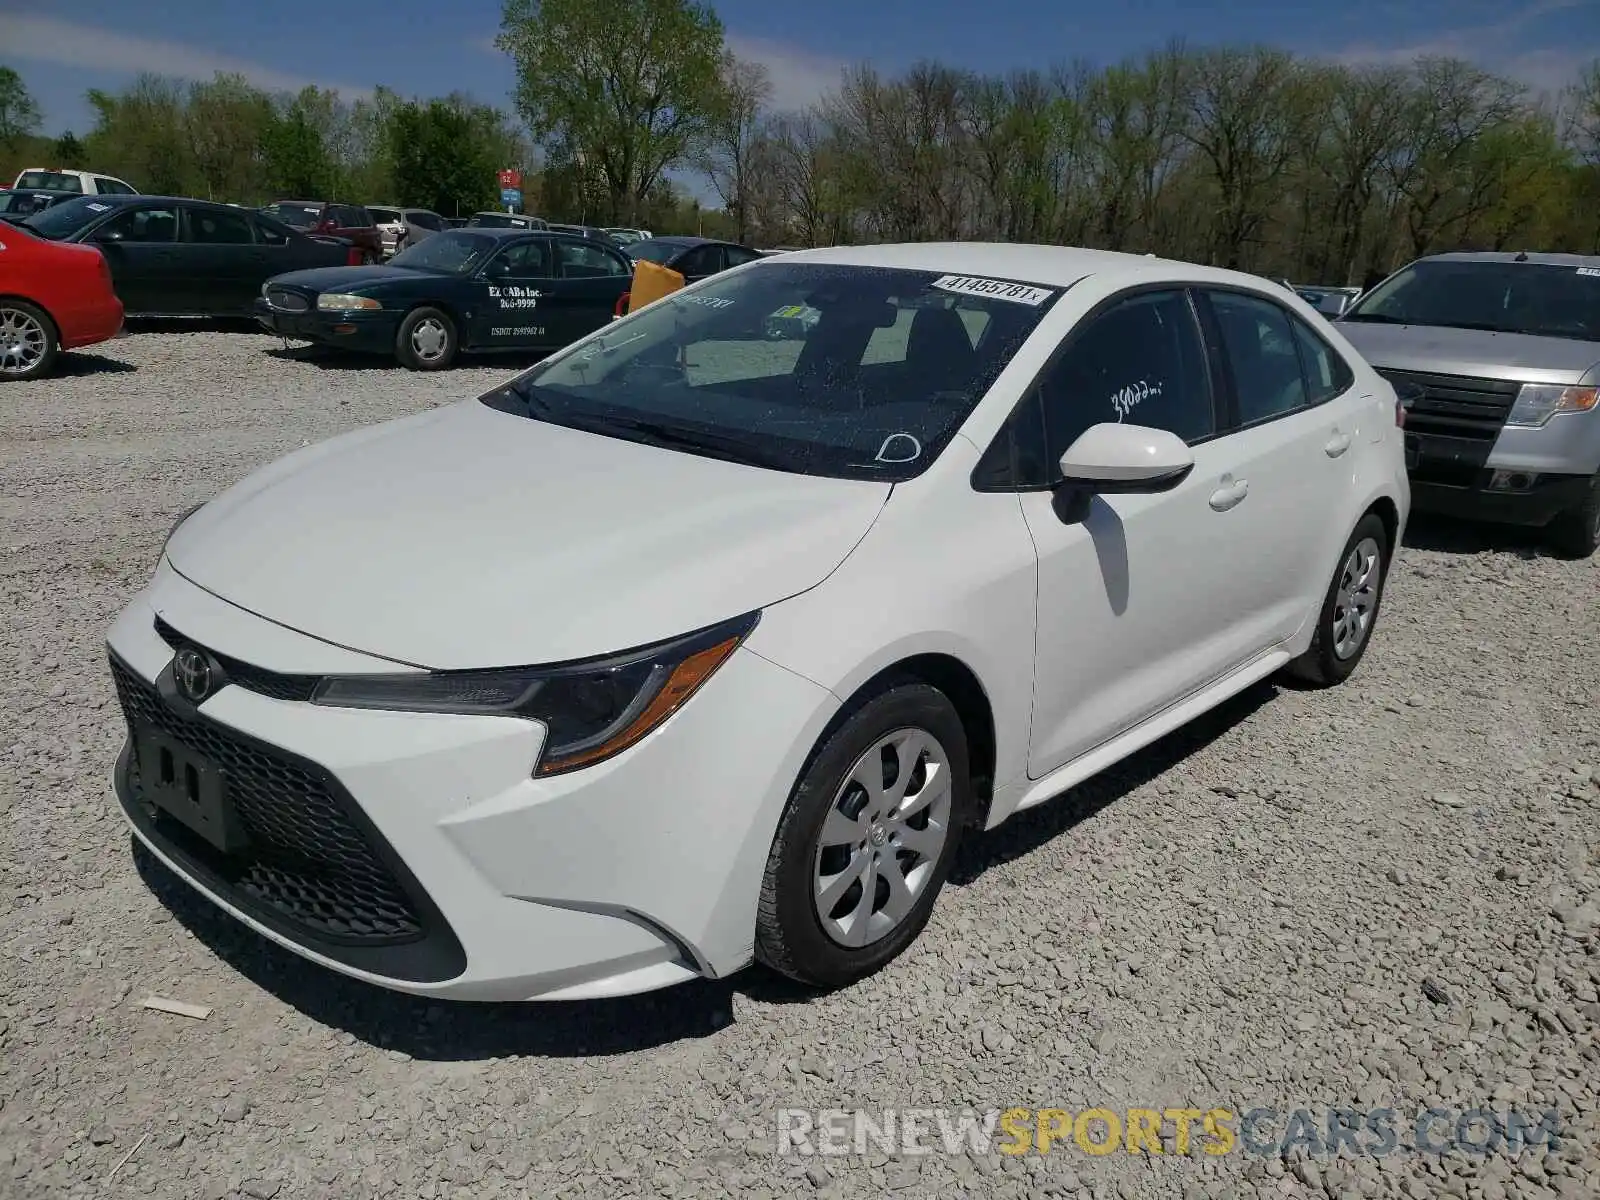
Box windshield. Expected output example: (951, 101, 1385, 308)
(626, 239, 685, 264)
(606, 228, 641, 245)
(468, 213, 518, 228)
(262, 202, 322, 229)
(1344, 260, 1600, 342)
(16, 171, 81, 192)
(387, 230, 497, 273)
(20, 195, 113, 239)
(479, 262, 1065, 482)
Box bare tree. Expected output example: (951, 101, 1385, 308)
(694, 54, 773, 244)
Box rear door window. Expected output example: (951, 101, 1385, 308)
(185, 207, 256, 244)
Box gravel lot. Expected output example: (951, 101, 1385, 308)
(1, 329, 1597, 1200)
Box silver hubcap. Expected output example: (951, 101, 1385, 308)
(1332, 536, 1382, 660)
(813, 727, 953, 948)
(410, 318, 448, 360)
(0, 307, 47, 375)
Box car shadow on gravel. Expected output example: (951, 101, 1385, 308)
(948, 679, 1278, 886)
(1400, 513, 1553, 558)
(128, 681, 1276, 1057)
(263, 344, 552, 372)
(123, 317, 265, 336)
(50, 352, 137, 377)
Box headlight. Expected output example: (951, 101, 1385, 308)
(317, 293, 381, 311)
(1506, 383, 1598, 428)
(160, 502, 205, 563)
(311, 611, 759, 776)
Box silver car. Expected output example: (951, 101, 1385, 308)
(1338, 252, 1600, 557)
(367, 207, 448, 258)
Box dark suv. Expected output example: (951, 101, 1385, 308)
(259, 201, 383, 264)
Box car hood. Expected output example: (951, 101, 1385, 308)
(165, 400, 891, 670)
(267, 265, 435, 293)
(1338, 321, 1600, 385)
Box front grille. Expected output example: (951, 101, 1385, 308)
(111, 656, 423, 943)
(1376, 368, 1518, 441)
(265, 287, 310, 312)
(153, 617, 319, 702)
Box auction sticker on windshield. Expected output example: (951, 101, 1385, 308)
(932, 276, 1055, 305)
(1577, 268, 1600, 277)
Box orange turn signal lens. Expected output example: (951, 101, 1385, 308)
(534, 633, 743, 776)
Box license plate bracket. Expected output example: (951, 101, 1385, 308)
(135, 726, 249, 853)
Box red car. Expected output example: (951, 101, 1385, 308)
(258, 201, 384, 264)
(0, 220, 123, 380)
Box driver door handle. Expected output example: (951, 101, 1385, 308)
(1325, 431, 1352, 457)
(1209, 477, 1249, 512)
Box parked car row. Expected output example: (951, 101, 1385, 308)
(6, 195, 1595, 558)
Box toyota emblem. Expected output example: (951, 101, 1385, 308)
(173, 646, 214, 703)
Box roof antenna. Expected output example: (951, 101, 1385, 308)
(1513, 250, 1529, 262)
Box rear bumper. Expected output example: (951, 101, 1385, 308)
(58, 297, 124, 350)
(253, 299, 397, 356)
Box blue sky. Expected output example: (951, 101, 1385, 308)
(5, 0, 1595, 139)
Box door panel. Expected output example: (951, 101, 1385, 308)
(473, 238, 563, 348)
(1018, 287, 1262, 777)
(554, 239, 632, 341)
(87, 205, 183, 314)
(1198, 289, 1363, 644)
(182, 205, 260, 315)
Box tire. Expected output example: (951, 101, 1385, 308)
(0, 300, 60, 382)
(395, 306, 457, 371)
(1287, 512, 1390, 687)
(755, 681, 974, 989)
(1545, 473, 1600, 560)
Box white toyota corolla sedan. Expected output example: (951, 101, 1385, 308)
(107, 243, 1410, 1000)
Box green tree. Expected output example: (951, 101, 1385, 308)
(0, 65, 42, 149)
(52, 131, 87, 168)
(387, 96, 503, 216)
(692, 54, 772, 243)
(498, 0, 727, 223)
(186, 74, 276, 201)
(85, 75, 191, 194)
(263, 88, 339, 197)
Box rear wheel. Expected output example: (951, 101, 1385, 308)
(395, 307, 457, 371)
(1287, 513, 1389, 687)
(0, 301, 59, 382)
(1546, 473, 1599, 560)
(756, 682, 974, 990)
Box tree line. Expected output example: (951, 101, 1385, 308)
(2, 0, 1599, 285)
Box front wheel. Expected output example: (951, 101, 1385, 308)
(395, 307, 457, 371)
(0, 301, 59, 382)
(1545, 473, 1599, 560)
(1286, 513, 1390, 687)
(755, 682, 974, 990)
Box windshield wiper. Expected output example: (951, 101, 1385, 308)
(1339, 312, 1404, 323)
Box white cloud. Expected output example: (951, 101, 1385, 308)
(2, 14, 371, 98)
(723, 33, 851, 113)
(1330, 0, 1589, 94)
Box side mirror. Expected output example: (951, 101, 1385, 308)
(1057, 423, 1195, 494)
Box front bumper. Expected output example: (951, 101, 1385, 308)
(105, 568, 837, 1000)
(252, 298, 397, 356)
(1406, 440, 1592, 527)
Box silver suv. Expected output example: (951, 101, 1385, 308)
(1337, 252, 1600, 558)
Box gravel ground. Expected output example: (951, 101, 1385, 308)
(1, 329, 1597, 1200)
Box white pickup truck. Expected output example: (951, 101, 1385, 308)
(10, 168, 139, 195)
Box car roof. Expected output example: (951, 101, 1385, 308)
(56, 194, 250, 212)
(766, 241, 1295, 290)
(1415, 250, 1600, 269)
